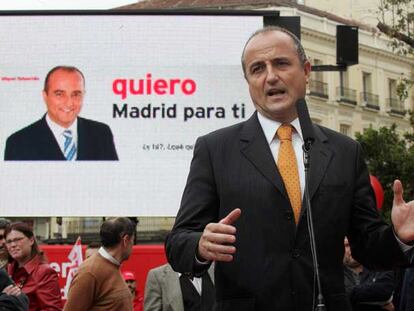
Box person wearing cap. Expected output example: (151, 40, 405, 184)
(122, 271, 143, 311)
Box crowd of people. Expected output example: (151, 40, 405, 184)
(0, 216, 413, 311)
(0, 217, 218, 311)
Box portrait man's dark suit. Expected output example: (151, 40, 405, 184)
(166, 112, 407, 311)
(4, 115, 118, 161)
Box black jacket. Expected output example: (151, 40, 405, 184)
(5, 115, 118, 161)
(344, 266, 394, 311)
(0, 269, 28, 311)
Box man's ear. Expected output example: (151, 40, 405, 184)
(42, 90, 48, 103)
(304, 60, 311, 80)
(122, 234, 132, 245)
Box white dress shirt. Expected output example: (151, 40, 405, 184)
(177, 273, 203, 295)
(98, 247, 121, 266)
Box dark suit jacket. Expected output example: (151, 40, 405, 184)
(399, 268, 414, 311)
(165, 112, 407, 311)
(0, 268, 28, 311)
(4, 115, 118, 160)
(344, 267, 394, 310)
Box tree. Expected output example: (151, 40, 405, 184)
(355, 123, 414, 222)
(358, 0, 414, 219)
(377, 0, 414, 101)
(378, 0, 413, 52)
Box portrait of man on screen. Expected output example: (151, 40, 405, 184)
(4, 65, 118, 161)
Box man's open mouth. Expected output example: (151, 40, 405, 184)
(267, 88, 286, 96)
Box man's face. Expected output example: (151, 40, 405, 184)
(125, 280, 136, 296)
(121, 234, 134, 261)
(43, 69, 85, 128)
(243, 30, 311, 122)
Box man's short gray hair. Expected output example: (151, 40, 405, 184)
(241, 26, 308, 77)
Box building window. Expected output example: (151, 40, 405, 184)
(387, 78, 405, 115)
(311, 59, 324, 83)
(337, 70, 356, 105)
(309, 58, 328, 98)
(362, 72, 372, 95)
(361, 72, 379, 110)
(388, 79, 397, 99)
(340, 70, 349, 89)
(340, 124, 351, 136)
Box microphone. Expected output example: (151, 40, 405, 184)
(296, 99, 327, 311)
(296, 98, 315, 152)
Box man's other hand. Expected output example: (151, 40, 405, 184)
(391, 180, 414, 244)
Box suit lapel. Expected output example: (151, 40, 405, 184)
(77, 117, 94, 160)
(207, 264, 215, 285)
(77, 117, 85, 160)
(39, 116, 65, 159)
(239, 112, 288, 200)
(297, 124, 332, 229)
(307, 125, 332, 200)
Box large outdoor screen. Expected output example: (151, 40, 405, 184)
(0, 12, 274, 216)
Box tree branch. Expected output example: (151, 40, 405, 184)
(377, 22, 414, 47)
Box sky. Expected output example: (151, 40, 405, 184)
(0, 0, 136, 10)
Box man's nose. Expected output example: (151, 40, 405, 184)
(64, 96, 76, 108)
(265, 66, 279, 84)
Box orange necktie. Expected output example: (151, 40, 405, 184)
(277, 124, 302, 224)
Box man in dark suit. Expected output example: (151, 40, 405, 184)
(144, 263, 215, 311)
(4, 65, 118, 161)
(165, 26, 414, 311)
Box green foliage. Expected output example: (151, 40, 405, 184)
(375, 4, 414, 217)
(378, 0, 414, 101)
(355, 123, 414, 223)
(378, 0, 414, 43)
(396, 76, 414, 101)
